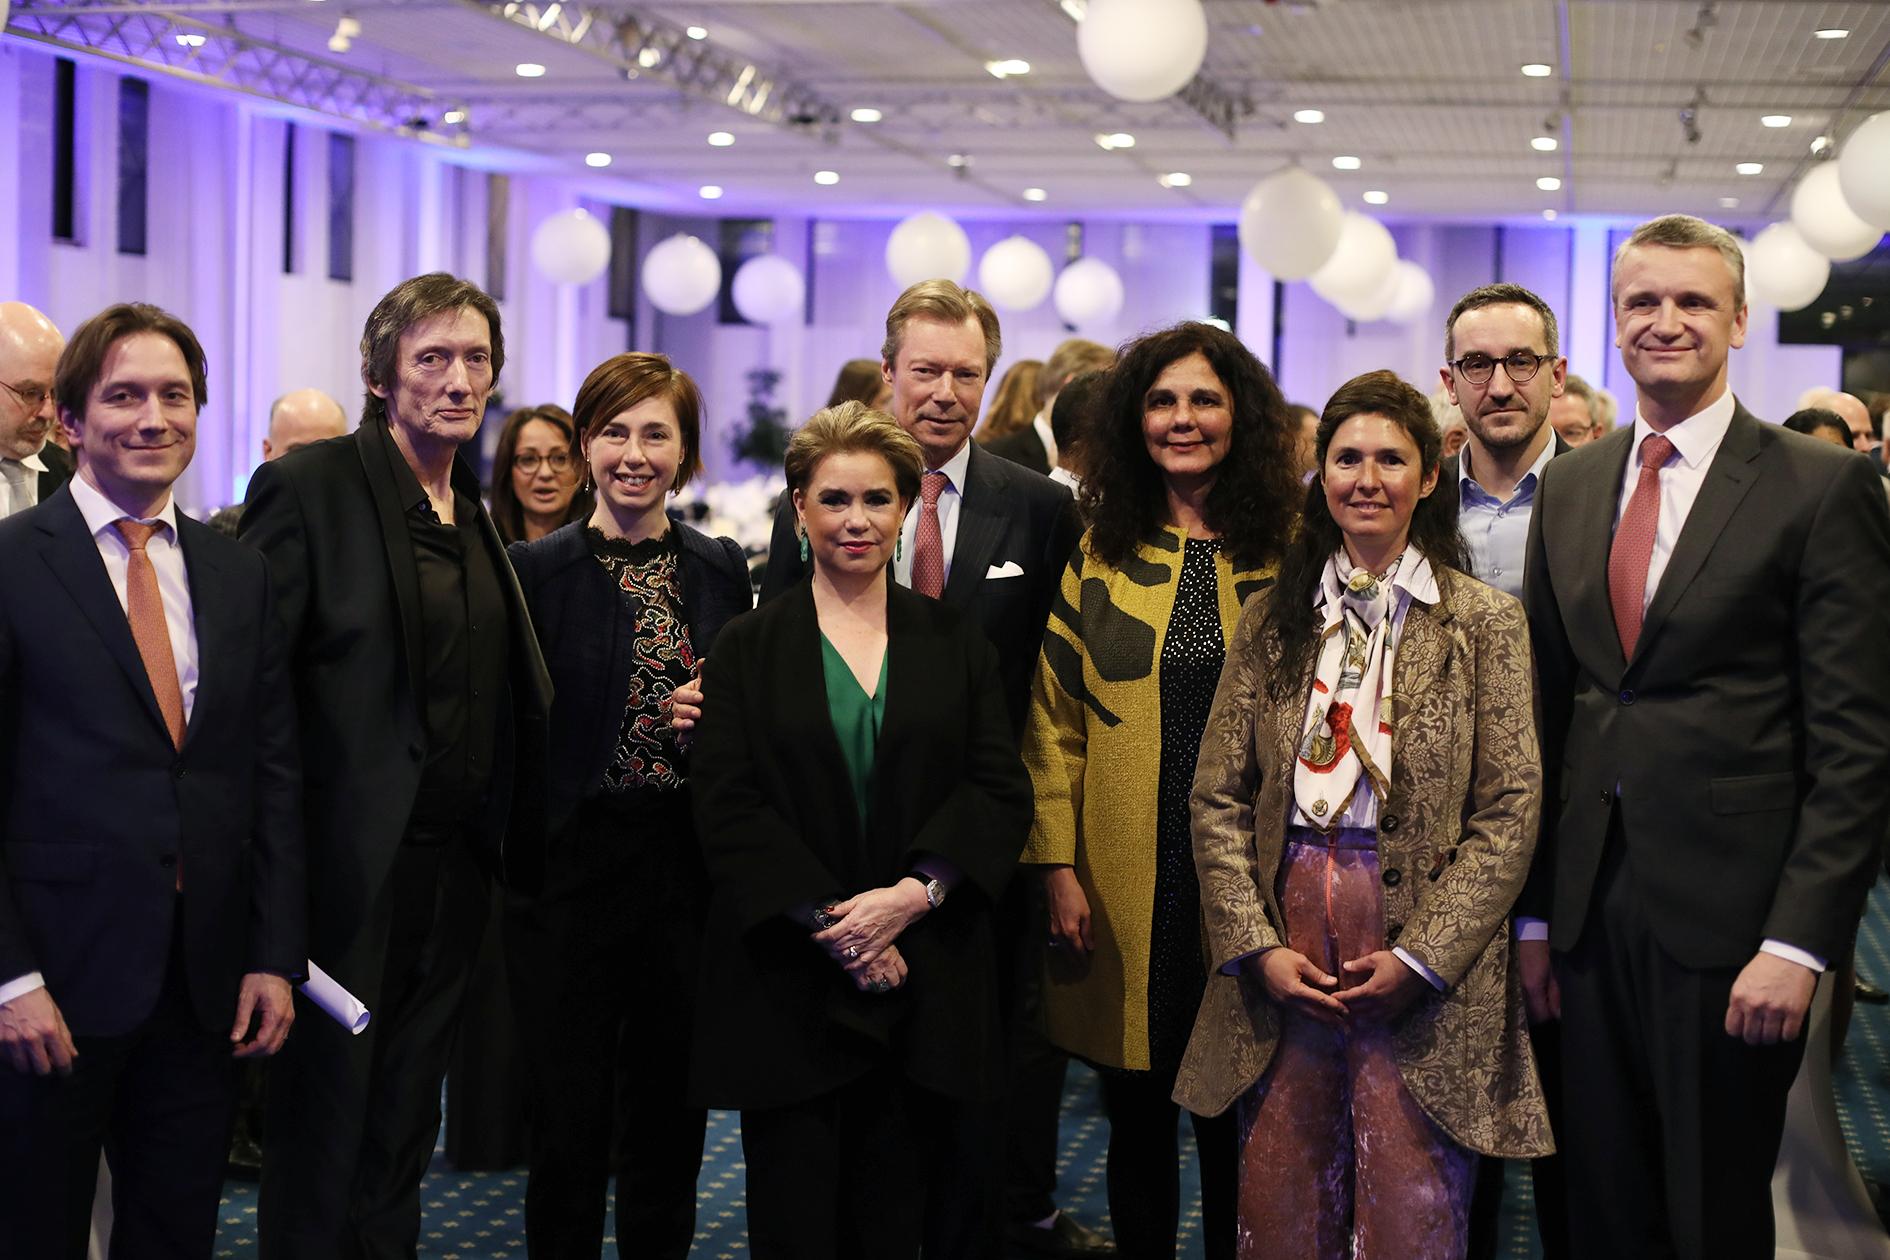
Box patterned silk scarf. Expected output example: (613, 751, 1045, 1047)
(1292, 550, 1405, 830)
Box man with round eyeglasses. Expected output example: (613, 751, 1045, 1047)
(0, 302, 70, 520)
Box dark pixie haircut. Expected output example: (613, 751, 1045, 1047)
(1783, 407, 1853, 447)
(1261, 369, 1473, 702)
(56, 302, 208, 423)
(359, 273, 504, 426)
(1443, 282, 1560, 361)
(1080, 321, 1298, 570)
(784, 400, 923, 503)
(572, 352, 705, 492)
(1050, 369, 1108, 454)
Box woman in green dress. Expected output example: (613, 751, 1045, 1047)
(690, 401, 1032, 1259)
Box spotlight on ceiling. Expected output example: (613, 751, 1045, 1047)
(686, 25, 708, 40)
(585, 152, 612, 168)
(985, 59, 1031, 79)
(1735, 161, 1764, 175)
(1532, 136, 1559, 151)
(1761, 114, 1792, 128)
(1094, 132, 1135, 150)
(707, 131, 735, 147)
(850, 107, 883, 123)
(1537, 176, 1562, 191)
(1023, 187, 1048, 202)
(1294, 109, 1325, 124)
(1363, 190, 1389, 205)
(699, 184, 724, 200)
(1521, 63, 1553, 77)
(813, 169, 840, 185)
(1332, 155, 1362, 170)
(515, 62, 547, 78)
(1160, 172, 1193, 188)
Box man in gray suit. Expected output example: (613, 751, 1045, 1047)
(1522, 214, 1890, 1258)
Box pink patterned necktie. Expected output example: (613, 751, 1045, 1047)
(911, 470, 947, 599)
(1607, 434, 1676, 658)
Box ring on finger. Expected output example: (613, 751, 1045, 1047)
(847, 945, 860, 960)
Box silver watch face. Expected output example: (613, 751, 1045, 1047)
(925, 879, 944, 909)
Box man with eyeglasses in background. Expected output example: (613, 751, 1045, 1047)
(1436, 281, 1573, 1260)
(0, 302, 70, 520)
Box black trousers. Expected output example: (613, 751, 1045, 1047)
(742, 1065, 947, 1260)
(922, 874, 1070, 1259)
(1097, 1067, 1237, 1260)
(0, 906, 237, 1260)
(1464, 1017, 1567, 1260)
(261, 836, 490, 1260)
(506, 794, 707, 1259)
(1555, 833, 1804, 1260)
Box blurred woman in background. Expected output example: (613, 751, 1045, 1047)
(490, 403, 590, 544)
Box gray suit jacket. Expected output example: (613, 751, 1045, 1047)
(1521, 401, 1890, 967)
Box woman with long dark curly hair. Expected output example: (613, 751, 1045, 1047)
(1175, 370, 1551, 1260)
(1020, 321, 1296, 1259)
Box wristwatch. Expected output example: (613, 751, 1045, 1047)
(909, 872, 946, 911)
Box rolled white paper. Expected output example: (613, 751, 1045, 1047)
(300, 961, 370, 1034)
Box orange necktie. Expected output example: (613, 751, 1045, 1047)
(113, 519, 186, 749)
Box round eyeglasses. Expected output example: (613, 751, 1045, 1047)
(513, 451, 574, 475)
(1447, 352, 1553, 386)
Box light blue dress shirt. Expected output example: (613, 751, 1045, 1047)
(1456, 439, 1555, 600)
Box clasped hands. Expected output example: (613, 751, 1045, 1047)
(1249, 946, 1429, 1027)
(812, 879, 932, 995)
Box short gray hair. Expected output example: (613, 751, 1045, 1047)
(1560, 374, 1600, 426)
(1611, 214, 1745, 309)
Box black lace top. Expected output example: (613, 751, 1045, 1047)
(588, 526, 697, 793)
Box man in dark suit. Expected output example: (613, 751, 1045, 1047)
(1435, 282, 1571, 1260)
(242, 274, 551, 1259)
(750, 280, 1096, 1257)
(1522, 214, 1890, 1258)
(986, 337, 1115, 480)
(0, 302, 304, 1257)
(0, 301, 70, 520)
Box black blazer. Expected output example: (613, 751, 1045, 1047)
(1522, 403, 1890, 967)
(689, 581, 1032, 1109)
(240, 425, 552, 995)
(36, 442, 72, 502)
(0, 486, 305, 1038)
(757, 441, 1081, 732)
(508, 519, 750, 838)
(1439, 433, 1572, 523)
(985, 425, 1051, 477)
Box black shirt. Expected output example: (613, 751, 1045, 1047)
(375, 421, 510, 832)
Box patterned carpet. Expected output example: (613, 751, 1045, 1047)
(212, 881, 1890, 1258)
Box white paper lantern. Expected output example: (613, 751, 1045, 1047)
(641, 234, 723, 316)
(1837, 110, 1890, 231)
(1308, 213, 1398, 308)
(1790, 164, 1883, 261)
(978, 236, 1055, 311)
(731, 255, 805, 325)
(529, 209, 611, 286)
(1053, 258, 1125, 326)
(1384, 261, 1436, 325)
(1336, 263, 1404, 323)
(1237, 167, 1344, 281)
(1077, 0, 1209, 103)
(1746, 222, 1832, 311)
(885, 212, 972, 289)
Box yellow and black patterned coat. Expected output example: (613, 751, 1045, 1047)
(1021, 526, 1275, 1071)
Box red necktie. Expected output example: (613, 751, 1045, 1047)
(1607, 434, 1676, 659)
(912, 471, 947, 599)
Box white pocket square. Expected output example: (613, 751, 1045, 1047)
(985, 561, 1025, 579)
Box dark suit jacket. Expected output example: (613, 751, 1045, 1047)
(0, 485, 304, 1038)
(240, 424, 552, 997)
(35, 442, 72, 502)
(757, 440, 1081, 732)
(985, 425, 1051, 477)
(1440, 432, 1572, 523)
(508, 519, 750, 839)
(688, 581, 1032, 1109)
(1522, 402, 1890, 968)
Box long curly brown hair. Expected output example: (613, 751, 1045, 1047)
(1080, 322, 1298, 571)
(1260, 369, 1472, 702)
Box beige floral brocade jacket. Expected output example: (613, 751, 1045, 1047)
(1171, 568, 1554, 1159)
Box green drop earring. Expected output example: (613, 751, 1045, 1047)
(798, 529, 811, 563)
(894, 533, 903, 562)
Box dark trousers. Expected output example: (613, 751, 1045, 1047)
(0, 908, 236, 1260)
(742, 1065, 946, 1260)
(261, 837, 490, 1260)
(923, 874, 1069, 1259)
(506, 795, 708, 1259)
(1097, 1068, 1238, 1260)
(1555, 835, 1804, 1260)
(1464, 1018, 1567, 1260)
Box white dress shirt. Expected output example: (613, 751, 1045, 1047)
(1517, 388, 1824, 973)
(0, 475, 203, 1010)
(0, 450, 47, 519)
(893, 438, 972, 590)
(1031, 408, 1059, 472)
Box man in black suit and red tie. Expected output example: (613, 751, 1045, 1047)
(1522, 214, 1890, 1259)
(0, 302, 305, 1257)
